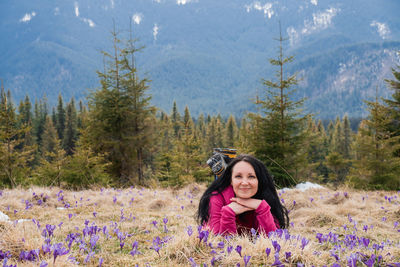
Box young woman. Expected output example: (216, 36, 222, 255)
(197, 154, 289, 235)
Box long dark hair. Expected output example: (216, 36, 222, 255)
(197, 154, 289, 228)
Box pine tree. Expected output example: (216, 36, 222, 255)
(384, 59, 400, 156)
(86, 24, 155, 185)
(342, 115, 352, 159)
(62, 140, 111, 189)
(330, 117, 343, 154)
(171, 101, 181, 138)
(32, 98, 48, 150)
(56, 94, 65, 141)
(0, 87, 33, 187)
(247, 25, 309, 187)
(62, 98, 78, 155)
(41, 116, 61, 162)
(169, 107, 208, 185)
(349, 92, 400, 190)
(225, 115, 238, 148)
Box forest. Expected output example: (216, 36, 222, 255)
(0, 29, 399, 191)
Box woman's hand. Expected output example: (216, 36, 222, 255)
(227, 202, 253, 215)
(230, 197, 262, 210)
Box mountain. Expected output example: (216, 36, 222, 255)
(1, 0, 399, 118)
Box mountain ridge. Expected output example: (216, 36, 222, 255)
(1, 0, 399, 118)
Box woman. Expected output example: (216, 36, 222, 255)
(197, 154, 289, 235)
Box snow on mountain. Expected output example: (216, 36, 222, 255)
(0, 0, 399, 118)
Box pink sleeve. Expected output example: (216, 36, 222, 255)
(255, 200, 279, 234)
(208, 194, 237, 235)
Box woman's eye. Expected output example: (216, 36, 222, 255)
(249, 175, 256, 179)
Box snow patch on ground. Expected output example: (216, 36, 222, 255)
(281, 182, 324, 192)
(0, 211, 10, 222)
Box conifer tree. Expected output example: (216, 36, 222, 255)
(41, 116, 61, 162)
(225, 115, 238, 147)
(330, 117, 343, 154)
(349, 91, 400, 190)
(32, 98, 48, 150)
(304, 118, 327, 181)
(326, 120, 335, 150)
(86, 24, 155, 185)
(171, 101, 181, 138)
(247, 25, 308, 187)
(0, 88, 33, 187)
(384, 60, 400, 156)
(237, 117, 251, 153)
(62, 98, 78, 155)
(56, 94, 65, 141)
(62, 140, 110, 189)
(342, 115, 352, 159)
(170, 106, 208, 185)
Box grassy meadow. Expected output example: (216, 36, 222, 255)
(0, 184, 399, 266)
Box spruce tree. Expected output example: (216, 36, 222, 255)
(171, 101, 181, 138)
(384, 60, 400, 156)
(0, 88, 33, 187)
(170, 106, 208, 185)
(62, 98, 78, 155)
(342, 115, 352, 159)
(349, 93, 400, 190)
(225, 115, 238, 148)
(56, 94, 65, 141)
(86, 24, 155, 185)
(247, 25, 308, 187)
(41, 116, 61, 162)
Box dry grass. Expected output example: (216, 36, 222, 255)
(0, 184, 399, 266)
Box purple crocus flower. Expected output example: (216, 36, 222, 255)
(285, 252, 291, 260)
(362, 238, 370, 248)
(272, 252, 282, 266)
(0, 250, 11, 260)
(227, 246, 233, 254)
(52, 243, 70, 264)
(151, 236, 162, 256)
(211, 257, 217, 266)
(244, 255, 251, 267)
(301, 237, 309, 250)
(187, 226, 193, 236)
(84, 251, 95, 264)
(235, 245, 242, 257)
(90, 235, 99, 249)
(39, 261, 48, 267)
(347, 253, 358, 267)
(189, 257, 198, 267)
(272, 240, 281, 252)
(265, 248, 271, 257)
(2, 258, 16, 267)
(364, 254, 375, 267)
(99, 257, 104, 267)
(217, 241, 225, 249)
(130, 241, 140, 257)
(198, 230, 209, 243)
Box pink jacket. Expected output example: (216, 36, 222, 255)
(207, 185, 279, 235)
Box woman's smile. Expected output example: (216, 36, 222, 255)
(231, 161, 258, 199)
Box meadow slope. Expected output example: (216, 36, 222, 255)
(0, 184, 399, 266)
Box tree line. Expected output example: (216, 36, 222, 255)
(0, 28, 399, 190)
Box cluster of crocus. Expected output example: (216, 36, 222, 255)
(1, 187, 399, 266)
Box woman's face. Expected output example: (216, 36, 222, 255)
(231, 161, 258, 199)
